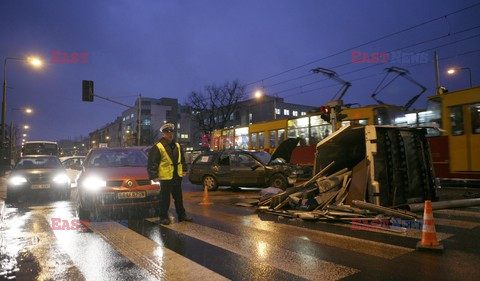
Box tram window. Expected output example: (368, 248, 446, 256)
(258, 132, 265, 148)
(269, 130, 277, 148)
(471, 104, 480, 134)
(278, 129, 285, 145)
(288, 128, 308, 146)
(310, 127, 321, 146)
(450, 106, 464, 136)
(311, 115, 328, 126)
(251, 133, 257, 148)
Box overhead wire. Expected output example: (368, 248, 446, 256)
(262, 24, 480, 92)
(246, 2, 480, 87)
(266, 30, 480, 98)
(279, 47, 480, 100)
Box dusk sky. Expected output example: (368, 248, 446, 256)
(1, 0, 479, 141)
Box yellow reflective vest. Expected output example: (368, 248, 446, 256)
(156, 141, 183, 180)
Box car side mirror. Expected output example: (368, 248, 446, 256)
(251, 164, 261, 171)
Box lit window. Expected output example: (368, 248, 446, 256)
(131, 113, 134, 118)
(177, 123, 181, 129)
(275, 108, 281, 115)
(293, 111, 298, 116)
(122, 117, 126, 121)
(284, 109, 289, 116)
(301, 112, 306, 116)
(249, 113, 253, 123)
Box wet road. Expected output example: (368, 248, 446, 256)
(1, 180, 480, 281)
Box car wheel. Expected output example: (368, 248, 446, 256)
(203, 175, 218, 191)
(5, 188, 18, 204)
(270, 174, 288, 190)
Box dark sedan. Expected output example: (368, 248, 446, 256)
(188, 150, 302, 190)
(6, 155, 71, 203)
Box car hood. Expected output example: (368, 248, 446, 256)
(10, 169, 65, 178)
(270, 138, 300, 163)
(81, 166, 148, 180)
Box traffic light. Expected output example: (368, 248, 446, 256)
(82, 80, 94, 102)
(319, 106, 331, 123)
(335, 105, 348, 122)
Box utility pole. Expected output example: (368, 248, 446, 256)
(137, 94, 141, 146)
(434, 51, 441, 95)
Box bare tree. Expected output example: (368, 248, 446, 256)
(187, 80, 246, 134)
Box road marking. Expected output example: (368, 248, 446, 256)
(182, 205, 416, 259)
(146, 218, 359, 281)
(434, 217, 480, 229)
(82, 221, 228, 281)
(435, 209, 480, 219)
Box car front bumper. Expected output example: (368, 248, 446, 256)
(79, 188, 161, 211)
(7, 181, 70, 196)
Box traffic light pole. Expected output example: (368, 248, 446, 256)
(93, 94, 142, 146)
(330, 107, 337, 133)
(82, 81, 142, 146)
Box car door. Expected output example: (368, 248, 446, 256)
(230, 153, 265, 187)
(211, 153, 231, 185)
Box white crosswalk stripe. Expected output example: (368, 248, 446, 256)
(80, 220, 229, 281)
(147, 218, 359, 281)
(10, 201, 479, 281)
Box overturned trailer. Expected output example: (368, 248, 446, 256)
(314, 125, 437, 207)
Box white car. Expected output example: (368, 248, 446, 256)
(60, 156, 85, 187)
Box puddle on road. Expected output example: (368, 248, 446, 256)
(0, 207, 41, 280)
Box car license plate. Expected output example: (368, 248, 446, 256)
(118, 191, 146, 199)
(31, 184, 51, 189)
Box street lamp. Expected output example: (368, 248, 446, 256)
(2, 56, 42, 174)
(447, 67, 473, 88)
(23, 125, 29, 130)
(10, 107, 33, 162)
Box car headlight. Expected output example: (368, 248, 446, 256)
(150, 180, 160, 186)
(82, 176, 106, 192)
(53, 174, 70, 184)
(9, 176, 28, 186)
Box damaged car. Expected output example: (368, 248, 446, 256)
(189, 138, 303, 190)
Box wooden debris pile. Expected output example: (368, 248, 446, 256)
(257, 161, 367, 220)
(233, 160, 421, 225)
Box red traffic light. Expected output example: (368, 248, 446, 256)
(319, 106, 330, 113)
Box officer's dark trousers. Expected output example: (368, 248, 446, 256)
(159, 177, 186, 219)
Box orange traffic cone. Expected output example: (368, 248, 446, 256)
(416, 200, 444, 253)
(199, 185, 213, 205)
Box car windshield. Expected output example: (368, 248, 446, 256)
(252, 151, 271, 165)
(15, 157, 63, 169)
(86, 150, 147, 168)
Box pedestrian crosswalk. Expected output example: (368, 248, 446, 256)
(2, 202, 480, 281)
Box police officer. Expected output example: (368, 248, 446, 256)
(147, 123, 192, 225)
